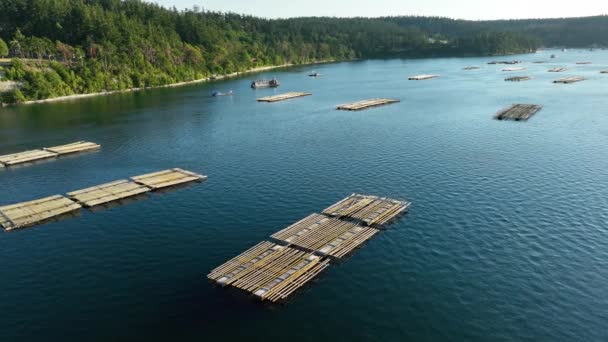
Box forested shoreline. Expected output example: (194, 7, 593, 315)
(0, 0, 605, 104)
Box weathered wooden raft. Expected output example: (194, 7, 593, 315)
(67, 180, 151, 207)
(271, 213, 379, 258)
(505, 76, 532, 82)
(336, 98, 399, 111)
(208, 241, 330, 302)
(502, 67, 526, 72)
(257, 92, 312, 102)
(494, 104, 542, 121)
(576, 61, 592, 65)
(554, 76, 585, 84)
(0, 141, 100, 167)
(408, 74, 439, 80)
(463, 66, 480, 70)
(548, 67, 568, 72)
(600, 70, 608, 74)
(323, 194, 410, 226)
(488, 61, 521, 65)
(131, 168, 207, 190)
(0, 195, 82, 231)
(44, 141, 101, 155)
(0, 149, 57, 167)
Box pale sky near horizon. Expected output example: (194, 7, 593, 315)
(153, 0, 607, 20)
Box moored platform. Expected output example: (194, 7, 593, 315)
(0, 149, 57, 167)
(67, 180, 151, 207)
(208, 241, 330, 302)
(323, 194, 410, 226)
(336, 98, 399, 111)
(0, 195, 82, 231)
(408, 74, 439, 80)
(257, 92, 312, 102)
(505, 76, 533, 82)
(494, 104, 542, 121)
(553, 76, 585, 84)
(44, 141, 101, 155)
(131, 168, 207, 190)
(271, 213, 379, 258)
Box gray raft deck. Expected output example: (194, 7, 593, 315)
(494, 104, 542, 121)
(0, 195, 82, 231)
(554, 76, 586, 84)
(505, 76, 533, 82)
(0, 141, 100, 167)
(131, 168, 207, 190)
(408, 74, 439, 80)
(323, 194, 410, 226)
(257, 92, 311, 102)
(548, 67, 568, 72)
(271, 213, 379, 258)
(336, 98, 399, 111)
(44, 141, 101, 155)
(207, 241, 330, 302)
(67, 180, 151, 207)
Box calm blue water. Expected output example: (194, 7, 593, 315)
(1, 50, 608, 341)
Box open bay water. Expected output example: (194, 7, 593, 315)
(1, 50, 608, 341)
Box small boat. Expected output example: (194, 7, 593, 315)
(550, 54, 556, 58)
(251, 79, 280, 89)
(308, 72, 322, 77)
(212, 90, 233, 97)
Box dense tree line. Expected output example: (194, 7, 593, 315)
(7, 0, 597, 104)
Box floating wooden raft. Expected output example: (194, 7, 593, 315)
(44, 141, 100, 155)
(505, 76, 533, 82)
(208, 241, 330, 302)
(0, 141, 100, 167)
(0, 149, 57, 167)
(336, 98, 399, 111)
(554, 76, 585, 84)
(131, 168, 207, 190)
(463, 66, 480, 70)
(408, 74, 439, 80)
(271, 213, 379, 258)
(601, 70, 608, 74)
(257, 92, 312, 102)
(502, 67, 526, 72)
(494, 104, 542, 121)
(548, 67, 568, 72)
(576, 61, 592, 65)
(67, 180, 151, 207)
(0, 195, 81, 231)
(323, 194, 410, 226)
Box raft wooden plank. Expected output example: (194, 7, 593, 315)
(0, 195, 81, 231)
(553, 76, 585, 84)
(208, 242, 330, 302)
(67, 180, 151, 207)
(131, 168, 207, 190)
(323, 194, 411, 226)
(494, 104, 542, 121)
(44, 141, 101, 155)
(505, 76, 533, 82)
(0, 149, 58, 166)
(257, 92, 312, 102)
(336, 98, 399, 111)
(271, 213, 379, 258)
(502, 67, 526, 72)
(548, 67, 568, 72)
(463, 66, 480, 70)
(576, 61, 592, 65)
(408, 74, 439, 80)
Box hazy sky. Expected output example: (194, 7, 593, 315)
(153, 0, 606, 20)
